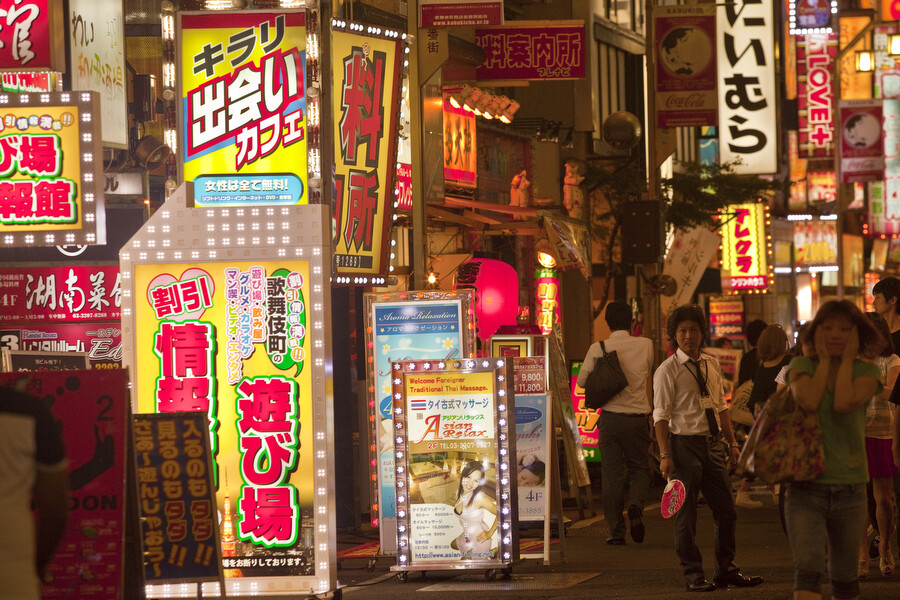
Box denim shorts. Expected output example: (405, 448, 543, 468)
(783, 481, 867, 599)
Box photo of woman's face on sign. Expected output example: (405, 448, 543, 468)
(406, 452, 499, 563)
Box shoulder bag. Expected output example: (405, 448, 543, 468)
(736, 384, 825, 484)
(729, 380, 755, 427)
(583, 341, 629, 410)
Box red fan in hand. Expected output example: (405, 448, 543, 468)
(661, 478, 686, 519)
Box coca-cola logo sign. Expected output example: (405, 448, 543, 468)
(665, 94, 707, 108)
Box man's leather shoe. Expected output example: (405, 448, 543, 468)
(605, 537, 626, 546)
(685, 578, 716, 592)
(714, 572, 763, 588)
(628, 505, 645, 543)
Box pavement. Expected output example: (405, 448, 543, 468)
(332, 485, 900, 599)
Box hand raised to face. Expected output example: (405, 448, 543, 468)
(842, 325, 859, 361)
(814, 326, 828, 359)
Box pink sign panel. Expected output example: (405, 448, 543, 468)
(841, 100, 884, 183)
(420, 0, 502, 28)
(0, 370, 129, 600)
(475, 22, 586, 81)
(654, 5, 717, 128)
(395, 163, 412, 212)
(0, 322, 122, 368)
(798, 33, 838, 158)
(0, 266, 121, 322)
(0, 0, 61, 69)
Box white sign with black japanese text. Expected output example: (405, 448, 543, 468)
(716, 0, 778, 174)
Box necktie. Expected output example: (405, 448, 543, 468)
(689, 359, 719, 438)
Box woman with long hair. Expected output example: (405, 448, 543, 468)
(449, 461, 498, 560)
(858, 312, 899, 578)
(736, 324, 792, 508)
(785, 300, 885, 600)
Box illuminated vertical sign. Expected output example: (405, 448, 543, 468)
(798, 33, 838, 158)
(719, 202, 771, 291)
(0, 91, 105, 246)
(716, 0, 778, 174)
(331, 24, 403, 279)
(69, 0, 126, 148)
(570, 361, 599, 462)
(122, 197, 336, 597)
(535, 267, 560, 335)
(442, 92, 477, 186)
(177, 11, 308, 205)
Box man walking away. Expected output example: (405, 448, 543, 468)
(578, 301, 654, 545)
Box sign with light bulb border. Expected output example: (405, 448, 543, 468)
(0, 90, 105, 247)
(121, 193, 338, 598)
(389, 357, 519, 573)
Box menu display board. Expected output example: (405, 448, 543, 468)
(513, 357, 551, 520)
(363, 290, 475, 554)
(133, 412, 223, 587)
(0, 370, 129, 600)
(390, 358, 518, 571)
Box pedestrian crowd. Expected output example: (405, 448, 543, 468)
(579, 286, 900, 599)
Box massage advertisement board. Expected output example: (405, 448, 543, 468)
(363, 290, 475, 554)
(390, 358, 518, 572)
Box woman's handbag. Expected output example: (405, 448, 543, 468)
(729, 380, 755, 427)
(583, 341, 629, 410)
(736, 385, 825, 485)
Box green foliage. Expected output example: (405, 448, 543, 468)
(585, 158, 784, 233)
(662, 160, 784, 231)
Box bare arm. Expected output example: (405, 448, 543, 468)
(477, 494, 498, 542)
(33, 468, 69, 579)
(832, 328, 877, 413)
(879, 363, 900, 402)
(655, 420, 672, 479)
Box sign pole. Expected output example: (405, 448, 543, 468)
(644, 0, 665, 363)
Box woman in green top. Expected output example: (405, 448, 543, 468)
(785, 300, 885, 600)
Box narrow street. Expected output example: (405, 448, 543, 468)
(334, 488, 900, 599)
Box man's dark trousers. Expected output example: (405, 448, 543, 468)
(599, 410, 652, 541)
(670, 434, 739, 584)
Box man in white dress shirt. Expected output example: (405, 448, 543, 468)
(653, 304, 762, 593)
(577, 301, 654, 545)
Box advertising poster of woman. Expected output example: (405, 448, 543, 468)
(391, 359, 517, 573)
